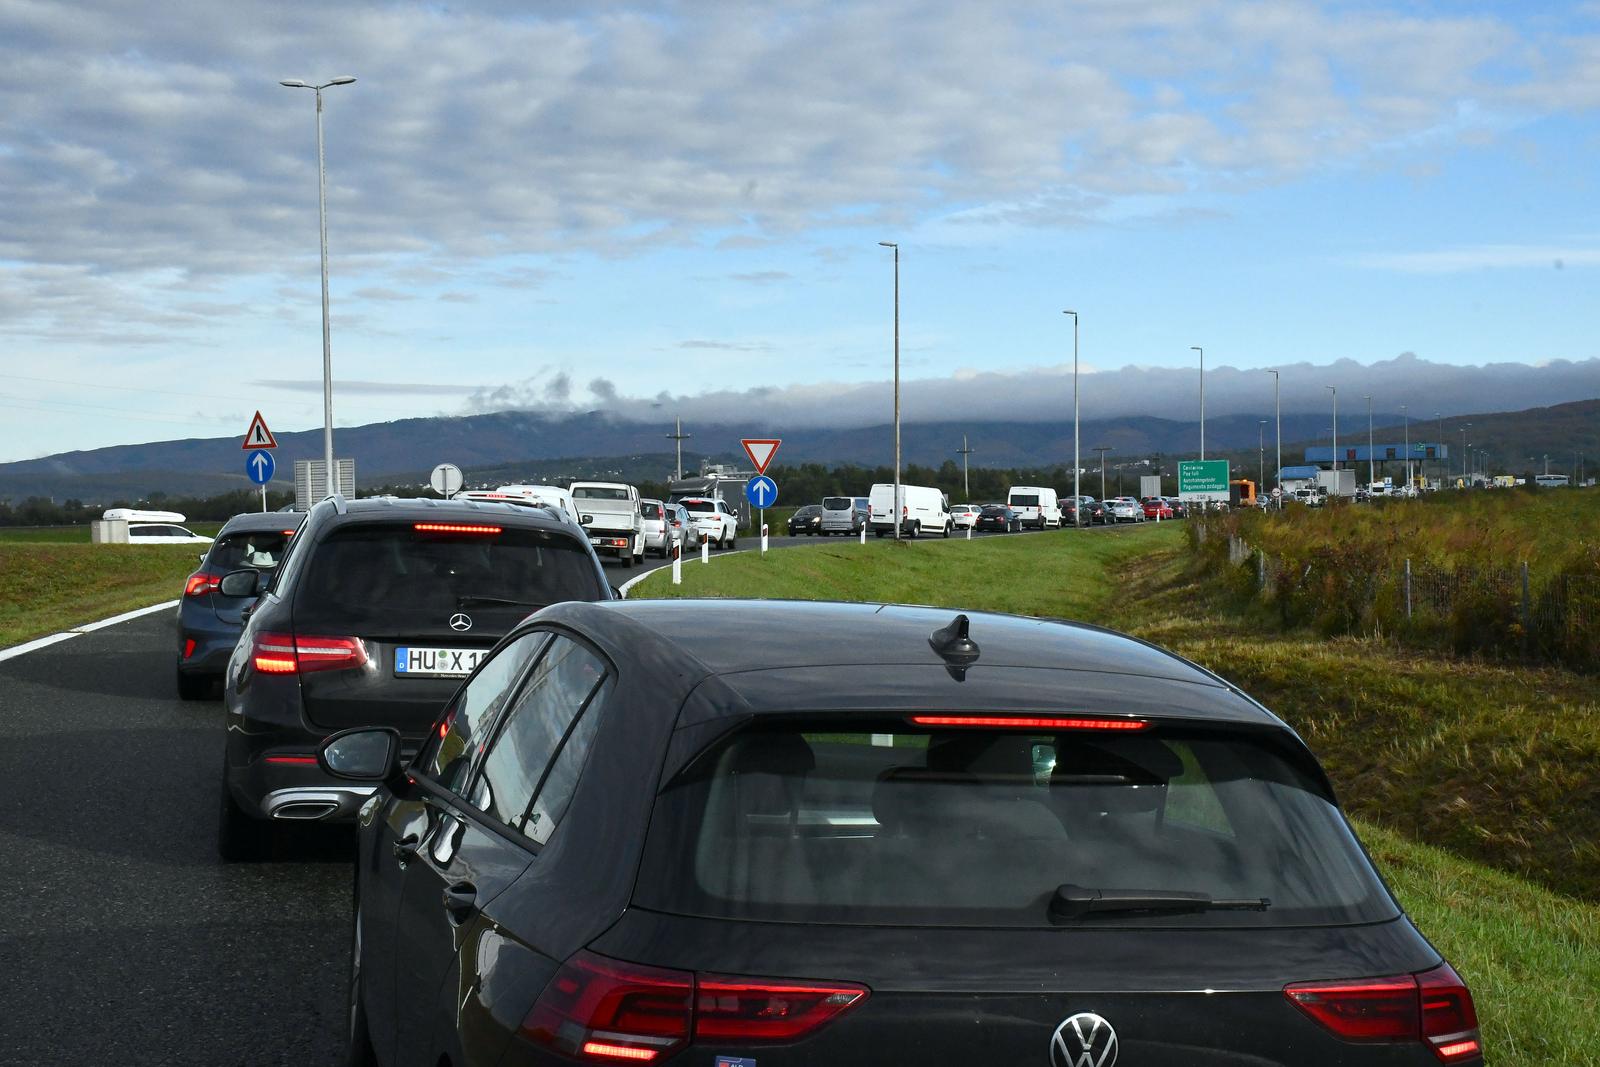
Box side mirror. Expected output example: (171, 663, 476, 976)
(609, 584, 623, 600)
(579, 513, 594, 527)
(218, 569, 264, 597)
(318, 727, 403, 782)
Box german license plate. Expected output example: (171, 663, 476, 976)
(394, 646, 485, 678)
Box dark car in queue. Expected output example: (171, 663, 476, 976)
(175, 512, 303, 700)
(325, 598, 1482, 1067)
(973, 503, 1022, 532)
(787, 504, 824, 536)
(1163, 496, 1189, 519)
(217, 495, 612, 861)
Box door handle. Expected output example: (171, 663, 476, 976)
(392, 833, 420, 865)
(442, 881, 478, 925)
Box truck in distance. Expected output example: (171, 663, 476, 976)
(568, 481, 645, 567)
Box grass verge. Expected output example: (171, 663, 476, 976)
(0, 544, 199, 647)
(634, 527, 1600, 1065)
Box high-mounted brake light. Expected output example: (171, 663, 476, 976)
(1286, 964, 1481, 1061)
(264, 755, 319, 765)
(184, 572, 221, 597)
(281, 529, 297, 536)
(413, 522, 502, 535)
(250, 632, 368, 675)
(521, 951, 868, 1062)
(909, 715, 1148, 731)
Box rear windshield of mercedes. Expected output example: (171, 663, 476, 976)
(637, 720, 1395, 928)
(292, 522, 603, 632)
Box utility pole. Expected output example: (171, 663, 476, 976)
(1093, 446, 1112, 501)
(1327, 386, 1338, 471)
(1191, 345, 1205, 460)
(666, 417, 691, 482)
(1259, 420, 1267, 494)
(1402, 404, 1410, 492)
(1364, 394, 1374, 489)
(878, 241, 901, 540)
(957, 435, 975, 500)
(1267, 369, 1281, 508)
(1066, 310, 1080, 528)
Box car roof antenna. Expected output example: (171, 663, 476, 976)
(929, 614, 981, 673)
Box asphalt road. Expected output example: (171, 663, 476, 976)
(0, 520, 1106, 1065)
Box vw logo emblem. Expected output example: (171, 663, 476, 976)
(448, 613, 473, 632)
(1050, 1012, 1118, 1067)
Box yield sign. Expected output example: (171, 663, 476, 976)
(741, 438, 781, 474)
(241, 410, 278, 450)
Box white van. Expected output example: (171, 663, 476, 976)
(868, 483, 951, 539)
(1006, 486, 1061, 529)
(456, 484, 577, 522)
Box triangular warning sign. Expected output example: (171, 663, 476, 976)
(741, 438, 781, 474)
(242, 411, 278, 450)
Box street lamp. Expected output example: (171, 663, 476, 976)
(1065, 310, 1080, 528)
(1459, 427, 1469, 482)
(1363, 394, 1374, 489)
(1401, 404, 1410, 493)
(878, 241, 901, 540)
(1435, 411, 1443, 489)
(1266, 369, 1281, 508)
(1326, 385, 1338, 472)
(1258, 420, 1267, 494)
(1191, 346, 1205, 460)
(280, 75, 357, 498)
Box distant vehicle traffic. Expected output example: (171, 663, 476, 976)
(820, 495, 865, 536)
(570, 481, 645, 566)
(869, 483, 952, 538)
(1106, 497, 1145, 523)
(950, 503, 981, 530)
(217, 495, 611, 861)
(457, 484, 576, 522)
(788, 504, 824, 536)
(680, 497, 739, 549)
(638, 498, 680, 558)
(1006, 486, 1061, 529)
(326, 598, 1482, 1067)
(973, 503, 1022, 533)
(174, 512, 301, 700)
(1140, 497, 1174, 520)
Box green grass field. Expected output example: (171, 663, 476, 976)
(632, 526, 1600, 1065)
(0, 543, 201, 646)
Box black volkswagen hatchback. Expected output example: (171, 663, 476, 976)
(218, 495, 611, 861)
(324, 599, 1481, 1066)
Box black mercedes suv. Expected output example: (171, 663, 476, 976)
(217, 494, 611, 861)
(320, 599, 1482, 1066)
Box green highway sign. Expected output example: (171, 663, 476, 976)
(1178, 459, 1230, 501)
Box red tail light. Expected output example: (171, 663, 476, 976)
(184, 572, 221, 597)
(250, 631, 368, 675)
(521, 951, 868, 1062)
(1286, 964, 1481, 1061)
(909, 714, 1148, 731)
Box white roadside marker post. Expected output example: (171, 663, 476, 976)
(859, 524, 866, 545)
(672, 543, 682, 585)
(966, 525, 972, 540)
(761, 522, 769, 555)
(701, 536, 709, 564)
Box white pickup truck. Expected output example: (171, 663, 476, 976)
(569, 481, 645, 567)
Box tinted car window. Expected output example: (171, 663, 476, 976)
(1010, 494, 1040, 507)
(470, 637, 609, 845)
(293, 522, 603, 631)
(421, 632, 550, 793)
(572, 486, 630, 501)
(682, 500, 715, 513)
(822, 497, 851, 510)
(636, 724, 1393, 928)
(640, 502, 663, 519)
(208, 530, 292, 571)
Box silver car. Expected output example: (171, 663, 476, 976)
(819, 495, 863, 536)
(639, 498, 680, 558)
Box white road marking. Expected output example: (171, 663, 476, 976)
(0, 599, 179, 663)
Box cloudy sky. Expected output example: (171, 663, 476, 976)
(3, 0, 1599, 462)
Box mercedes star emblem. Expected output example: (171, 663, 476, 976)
(448, 613, 473, 632)
(1050, 1012, 1118, 1067)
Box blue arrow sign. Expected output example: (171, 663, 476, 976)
(744, 475, 778, 508)
(246, 449, 276, 485)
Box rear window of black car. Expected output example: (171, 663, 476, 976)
(208, 530, 293, 570)
(635, 722, 1395, 928)
(292, 522, 602, 631)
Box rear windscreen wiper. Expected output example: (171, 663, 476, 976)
(1050, 883, 1270, 920)
(456, 594, 545, 609)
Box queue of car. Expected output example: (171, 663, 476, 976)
(170, 479, 1479, 1066)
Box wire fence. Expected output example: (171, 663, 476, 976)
(1195, 524, 1600, 669)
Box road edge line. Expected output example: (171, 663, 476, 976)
(0, 598, 180, 663)
(618, 548, 745, 598)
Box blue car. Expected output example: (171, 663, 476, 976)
(174, 511, 302, 700)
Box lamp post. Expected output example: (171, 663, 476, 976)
(280, 75, 357, 499)
(1093, 446, 1112, 501)
(1258, 420, 1267, 496)
(1326, 385, 1338, 472)
(1435, 411, 1443, 489)
(957, 435, 975, 499)
(1266, 369, 1281, 509)
(666, 417, 691, 482)
(1363, 394, 1374, 489)
(1191, 346, 1205, 459)
(1065, 310, 1080, 528)
(878, 241, 901, 540)
(1459, 427, 1469, 483)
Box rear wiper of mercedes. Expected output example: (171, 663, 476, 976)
(1050, 883, 1270, 919)
(456, 594, 545, 608)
